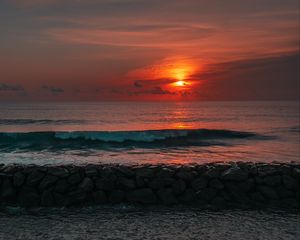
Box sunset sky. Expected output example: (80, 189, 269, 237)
(0, 0, 299, 101)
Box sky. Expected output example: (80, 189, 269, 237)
(0, 0, 299, 101)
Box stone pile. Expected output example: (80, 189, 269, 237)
(0, 162, 299, 208)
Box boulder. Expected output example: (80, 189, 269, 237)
(1, 179, 16, 201)
(68, 173, 83, 185)
(39, 175, 59, 190)
(178, 188, 196, 203)
(250, 191, 265, 202)
(257, 165, 278, 177)
(277, 186, 294, 198)
(13, 171, 25, 187)
(48, 167, 69, 178)
(54, 179, 70, 193)
(211, 196, 227, 208)
(126, 188, 157, 204)
(209, 179, 224, 189)
(41, 190, 55, 207)
(259, 186, 278, 199)
(221, 167, 248, 181)
(196, 188, 217, 202)
(119, 177, 136, 190)
(148, 177, 174, 189)
(53, 192, 69, 206)
(157, 168, 175, 178)
(175, 170, 195, 181)
(84, 166, 98, 177)
(109, 190, 124, 204)
(95, 178, 115, 191)
(68, 189, 86, 205)
(191, 177, 208, 191)
(135, 168, 154, 178)
(26, 170, 45, 186)
(204, 167, 221, 178)
(263, 175, 281, 186)
(18, 187, 40, 207)
(157, 188, 178, 205)
(172, 179, 186, 195)
(79, 177, 94, 192)
(282, 175, 297, 189)
(92, 190, 107, 204)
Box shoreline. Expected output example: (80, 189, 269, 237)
(1, 162, 299, 209)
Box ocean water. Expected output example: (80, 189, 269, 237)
(0, 101, 299, 165)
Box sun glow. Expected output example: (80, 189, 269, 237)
(173, 80, 187, 87)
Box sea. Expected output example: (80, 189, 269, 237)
(0, 101, 299, 165)
(0, 101, 299, 240)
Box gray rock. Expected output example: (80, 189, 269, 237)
(26, 170, 45, 186)
(39, 175, 58, 190)
(126, 188, 157, 204)
(109, 190, 124, 203)
(41, 190, 55, 207)
(282, 175, 297, 189)
(68, 173, 83, 185)
(209, 179, 224, 189)
(157, 188, 178, 205)
(172, 179, 186, 195)
(92, 190, 107, 204)
(13, 171, 25, 187)
(79, 177, 94, 192)
(18, 187, 40, 207)
(263, 175, 281, 186)
(259, 186, 278, 199)
(54, 179, 70, 193)
(221, 167, 248, 181)
(48, 167, 69, 178)
(191, 177, 208, 191)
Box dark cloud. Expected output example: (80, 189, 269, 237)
(134, 86, 176, 95)
(133, 78, 174, 88)
(0, 83, 27, 96)
(41, 85, 64, 95)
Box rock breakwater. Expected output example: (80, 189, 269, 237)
(0, 162, 299, 209)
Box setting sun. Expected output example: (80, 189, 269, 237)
(173, 80, 187, 87)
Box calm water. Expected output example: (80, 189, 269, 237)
(0, 207, 299, 240)
(0, 101, 299, 165)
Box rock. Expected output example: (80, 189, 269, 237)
(293, 168, 300, 179)
(109, 190, 124, 204)
(116, 166, 135, 177)
(157, 168, 175, 178)
(18, 187, 40, 207)
(92, 190, 107, 204)
(172, 179, 186, 195)
(126, 188, 157, 204)
(95, 178, 115, 191)
(85, 166, 98, 177)
(41, 190, 55, 207)
(79, 177, 94, 192)
(54, 179, 70, 193)
(191, 177, 208, 191)
(221, 167, 248, 181)
(68, 189, 86, 205)
(281, 198, 299, 208)
(13, 172, 25, 187)
(135, 168, 154, 178)
(157, 188, 178, 205)
(225, 183, 248, 202)
(196, 188, 217, 202)
(277, 186, 294, 198)
(282, 175, 297, 189)
(53, 192, 69, 206)
(119, 177, 136, 190)
(135, 176, 145, 187)
(204, 167, 221, 178)
(26, 170, 45, 186)
(209, 179, 224, 189)
(263, 175, 281, 186)
(211, 196, 227, 208)
(279, 165, 292, 175)
(175, 170, 195, 181)
(68, 173, 83, 185)
(257, 165, 278, 177)
(250, 192, 265, 202)
(48, 167, 69, 178)
(259, 186, 278, 199)
(178, 188, 196, 203)
(148, 177, 174, 189)
(1, 179, 16, 200)
(39, 175, 58, 190)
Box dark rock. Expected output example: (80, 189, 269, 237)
(68, 173, 83, 185)
(257, 165, 278, 177)
(149, 177, 174, 189)
(41, 190, 55, 207)
(1, 179, 16, 200)
(13, 172, 25, 187)
(48, 167, 69, 178)
(157, 168, 175, 178)
(119, 177, 136, 190)
(175, 170, 195, 181)
(277, 186, 294, 198)
(39, 175, 58, 190)
(126, 188, 157, 204)
(109, 190, 124, 204)
(135, 176, 145, 187)
(211, 196, 227, 208)
(279, 165, 292, 175)
(204, 167, 221, 178)
(95, 178, 115, 191)
(259, 186, 278, 199)
(79, 177, 94, 192)
(282, 175, 297, 189)
(26, 170, 45, 186)
(281, 198, 299, 208)
(196, 188, 217, 202)
(135, 168, 154, 178)
(293, 168, 300, 179)
(68, 189, 86, 205)
(18, 187, 40, 207)
(116, 166, 135, 177)
(250, 192, 265, 202)
(263, 175, 281, 186)
(92, 190, 107, 204)
(53, 192, 69, 206)
(178, 188, 196, 203)
(54, 179, 70, 193)
(84, 166, 98, 177)
(209, 179, 224, 189)
(157, 188, 178, 205)
(191, 177, 208, 191)
(172, 179, 186, 195)
(225, 183, 248, 202)
(221, 167, 248, 181)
